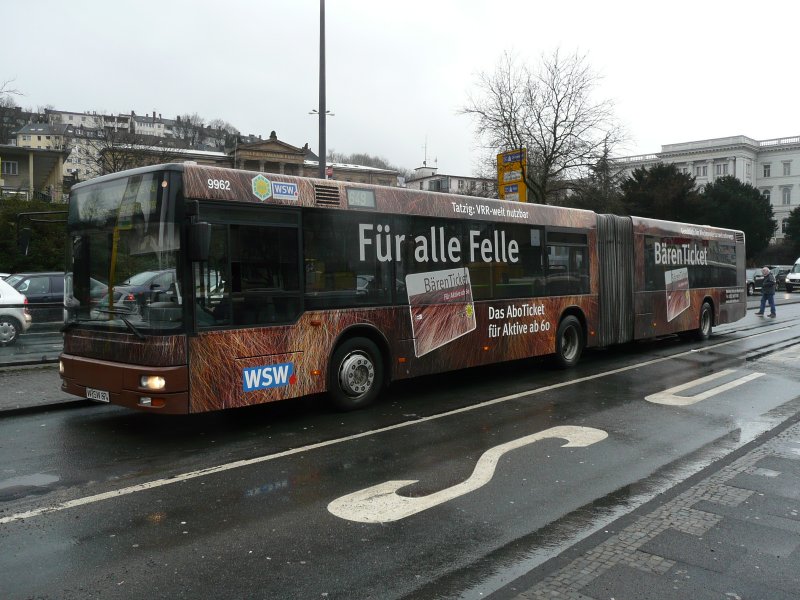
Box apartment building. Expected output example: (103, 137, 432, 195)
(405, 164, 495, 197)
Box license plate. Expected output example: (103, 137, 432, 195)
(86, 387, 110, 403)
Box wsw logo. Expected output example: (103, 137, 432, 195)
(243, 362, 297, 392)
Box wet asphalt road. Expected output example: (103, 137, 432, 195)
(2, 302, 800, 599)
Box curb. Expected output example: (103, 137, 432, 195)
(0, 398, 93, 418)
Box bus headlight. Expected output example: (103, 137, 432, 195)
(140, 375, 166, 390)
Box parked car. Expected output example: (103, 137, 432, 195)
(96, 269, 177, 314)
(752, 265, 793, 293)
(745, 268, 760, 296)
(784, 260, 800, 292)
(4, 272, 65, 323)
(0, 278, 32, 345)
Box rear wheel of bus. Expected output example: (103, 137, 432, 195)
(554, 315, 583, 368)
(697, 301, 713, 340)
(678, 301, 713, 341)
(329, 337, 384, 411)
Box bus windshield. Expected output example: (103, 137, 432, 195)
(65, 171, 182, 333)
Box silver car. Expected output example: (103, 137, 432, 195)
(0, 278, 32, 345)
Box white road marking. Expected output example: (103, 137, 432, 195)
(645, 369, 764, 406)
(327, 426, 608, 523)
(0, 328, 784, 526)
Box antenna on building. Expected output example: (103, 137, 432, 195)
(422, 136, 428, 167)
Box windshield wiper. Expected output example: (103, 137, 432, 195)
(94, 308, 145, 339)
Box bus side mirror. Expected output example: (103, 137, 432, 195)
(189, 222, 211, 262)
(18, 227, 31, 256)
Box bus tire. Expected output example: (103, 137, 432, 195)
(554, 316, 583, 368)
(328, 337, 384, 411)
(0, 316, 21, 346)
(697, 302, 713, 340)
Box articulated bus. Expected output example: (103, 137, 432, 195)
(59, 163, 747, 414)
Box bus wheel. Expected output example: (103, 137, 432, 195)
(554, 316, 583, 368)
(0, 316, 21, 346)
(329, 337, 384, 411)
(697, 302, 713, 340)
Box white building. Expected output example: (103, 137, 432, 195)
(615, 135, 800, 242)
(47, 109, 131, 132)
(404, 164, 495, 197)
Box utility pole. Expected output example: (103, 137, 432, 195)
(318, 0, 326, 179)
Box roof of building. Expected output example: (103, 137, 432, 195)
(17, 123, 70, 136)
(304, 160, 398, 175)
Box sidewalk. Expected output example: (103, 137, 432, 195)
(0, 363, 83, 413)
(497, 414, 800, 600)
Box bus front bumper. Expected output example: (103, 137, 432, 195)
(59, 353, 190, 415)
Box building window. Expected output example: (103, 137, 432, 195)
(1, 160, 18, 176)
(763, 189, 771, 202)
(784, 162, 792, 176)
(458, 180, 465, 190)
(783, 219, 789, 233)
(763, 164, 771, 177)
(782, 187, 791, 205)
(715, 164, 728, 176)
(746, 162, 751, 177)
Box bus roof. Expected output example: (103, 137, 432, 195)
(180, 163, 598, 229)
(70, 163, 744, 242)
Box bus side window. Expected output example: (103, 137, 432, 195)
(304, 210, 392, 309)
(196, 224, 231, 328)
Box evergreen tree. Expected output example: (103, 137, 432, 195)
(620, 163, 701, 222)
(698, 176, 775, 260)
(781, 206, 800, 255)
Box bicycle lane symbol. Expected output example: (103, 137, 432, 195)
(327, 425, 608, 523)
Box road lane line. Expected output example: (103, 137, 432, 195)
(0, 327, 790, 526)
(645, 370, 765, 406)
(328, 426, 608, 523)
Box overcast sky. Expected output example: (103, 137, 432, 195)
(6, 0, 797, 176)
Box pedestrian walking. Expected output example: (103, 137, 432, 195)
(755, 266, 777, 317)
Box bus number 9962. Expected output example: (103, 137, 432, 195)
(207, 178, 231, 190)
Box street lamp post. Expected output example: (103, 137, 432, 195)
(318, 0, 326, 179)
(310, 1, 333, 178)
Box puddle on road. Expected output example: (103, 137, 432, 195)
(0, 473, 60, 490)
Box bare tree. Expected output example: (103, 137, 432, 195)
(207, 118, 240, 150)
(0, 96, 19, 145)
(172, 113, 206, 148)
(0, 78, 21, 99)
(71, 114, 180, 178)
(0, 79, 23, 144)
(462, 49, 623, 204)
